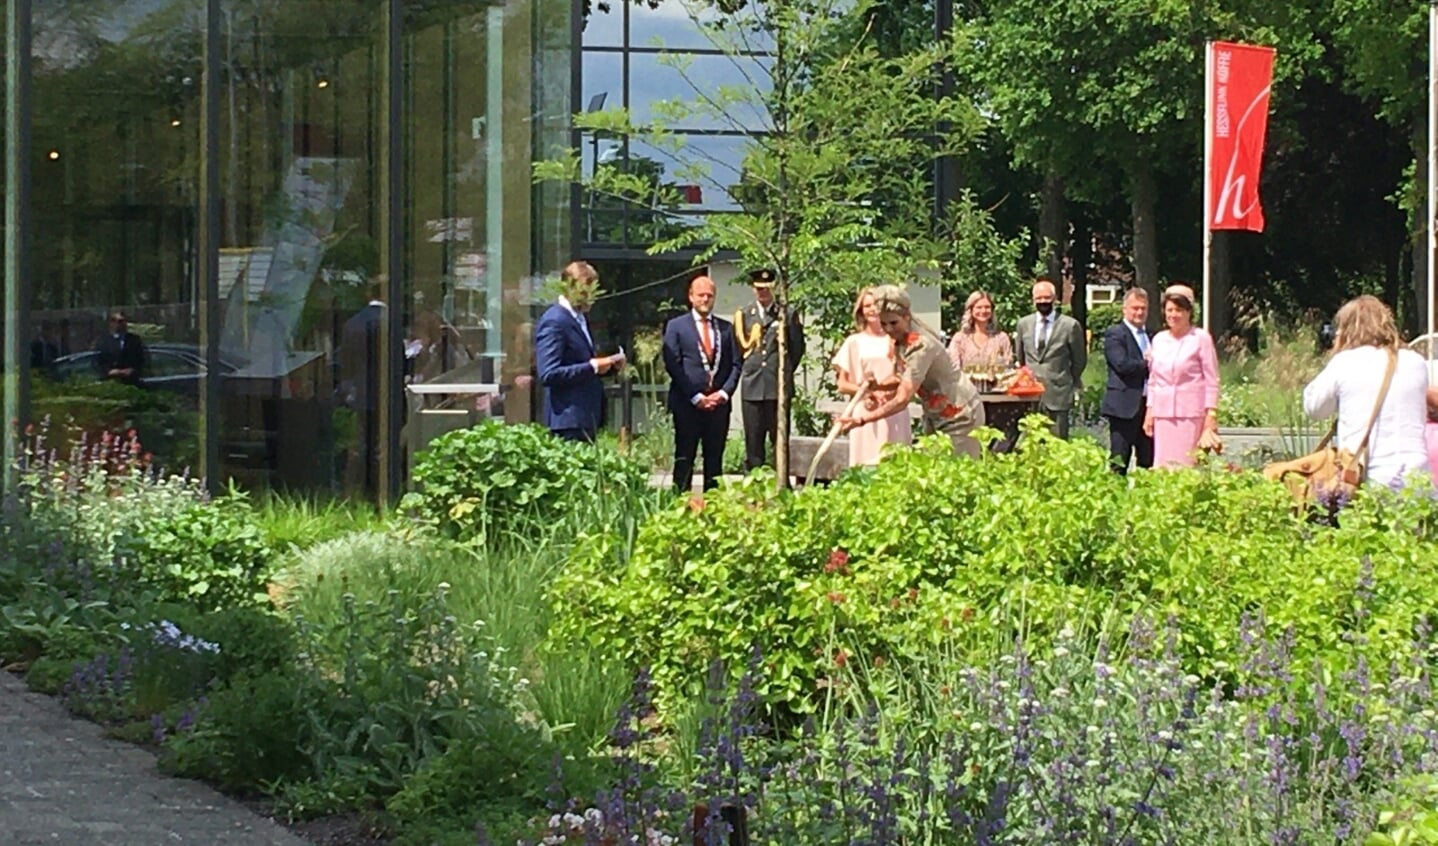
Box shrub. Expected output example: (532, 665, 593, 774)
(403, 421, 649, 542)
(160, 669, 313, 792)
(114, 493, 273, 612)
(551, 423, 1438, 714)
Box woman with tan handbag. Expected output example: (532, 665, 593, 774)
(1302, 296, 1431, 490)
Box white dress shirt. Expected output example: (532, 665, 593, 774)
(1303, 346, 1430, 489)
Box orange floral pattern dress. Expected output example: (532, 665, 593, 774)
(895, 331, 985, 444)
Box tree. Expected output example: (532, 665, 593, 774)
(963, 0, 1319, 330)
(536, 0, 995, 487)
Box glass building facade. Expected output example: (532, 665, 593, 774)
(4, 0, 571, 502)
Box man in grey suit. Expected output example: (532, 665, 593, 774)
(1014, 277, 1087, 439)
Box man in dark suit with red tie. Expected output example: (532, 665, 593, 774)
(663, 275, 739, 493)
(535, 261, 625, 441)
(1100, 287, 1155, 474)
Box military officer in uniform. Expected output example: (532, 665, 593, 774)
(734, 268, 806, 472)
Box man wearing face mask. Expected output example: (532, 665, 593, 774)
(1014, 277, 1087, 438)
(535, 260, 625, 441)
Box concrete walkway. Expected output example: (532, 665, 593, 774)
(0, 670, 306, 846)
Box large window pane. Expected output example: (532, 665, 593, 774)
(629, 52, 771, 132)
(31, 1, 202, 473)
(217, 4, 382, 496)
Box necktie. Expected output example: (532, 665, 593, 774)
(577, 314, 593, 348)
(1137, 327, 1150, 354)
(700, 317, 714, 359)
(1037, 318, 1050, 352)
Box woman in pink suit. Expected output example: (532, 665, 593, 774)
(1143, 284, 1220, 467)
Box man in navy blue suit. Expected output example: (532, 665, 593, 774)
(1100, 287, 1154, 474)
(535, 261, 625, 441)
(663, 275, 739, 493)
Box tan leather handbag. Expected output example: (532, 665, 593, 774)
(1262, 349, 1396, 507)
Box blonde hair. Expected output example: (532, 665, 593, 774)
(851, 287, 877, 329)
(1333, 295, 1401, 352)
(871, 284, 911, 314)
(960, 290, 997, 334)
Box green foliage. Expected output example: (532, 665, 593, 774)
(115, 493, 273, 612)
(403, 421, 649, 543)
(552, 421, 1438, 714)
(1366, 776, 1438, 846)
(1085, 302, 1124, 345)
(161, 669, 313, 792)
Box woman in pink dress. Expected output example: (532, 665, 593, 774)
(832, 287, 913, 466)
(1143, 284, 1220, 468)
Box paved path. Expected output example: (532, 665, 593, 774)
(0, 670, 307, 846)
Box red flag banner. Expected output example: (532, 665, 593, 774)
(1207, 41, 1276, 232)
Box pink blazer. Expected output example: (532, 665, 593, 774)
(1147, 328, 1219, 420)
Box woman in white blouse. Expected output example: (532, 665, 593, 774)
(1303, 295, 1430, 489)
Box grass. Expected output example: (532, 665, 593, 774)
(270, 499, 655, 761)
(253, 493, 387, 554)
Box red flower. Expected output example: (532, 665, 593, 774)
(960, 606, 976, 623)
(687, 495, 706, 513)
(825, 548, 850, 574)
(834, 650, 849, 668)
(939, 404, 961, 419)
(826, 591, 847, 605)
(907, 587, 920, 602)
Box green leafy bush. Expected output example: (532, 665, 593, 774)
(1085, 301, 1124, 344)
(115, 493, 273, 612)
(551, 423, 1438, 714)
(403, 421, 649, 542)
(160, 669, 313, 792)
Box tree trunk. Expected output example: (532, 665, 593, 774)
(1129, 162, 1161, 330)
(1038, 170, 1067, 285)
(1069, 218, 1090, 329)
(776, 274, 791, 488)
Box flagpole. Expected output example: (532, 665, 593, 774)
(1428, 1, 1437, 341)
(1202, 41, 1214, 334)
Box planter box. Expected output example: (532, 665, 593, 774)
(789, 435, 850, 482)
(1218, 426, 1322, 460)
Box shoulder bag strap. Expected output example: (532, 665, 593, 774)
(1353, 348, 1398, 464)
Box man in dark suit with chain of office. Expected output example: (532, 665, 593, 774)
(734, 268, 805, 472)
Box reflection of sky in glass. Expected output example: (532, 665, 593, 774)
(628, 53, 771, 132)
(582, 52, 621, 114)
(581, 4, 623, 46)
(629, 135, 753, 212)
(629, 1, 775, 51)
(581, 0, 776, 51)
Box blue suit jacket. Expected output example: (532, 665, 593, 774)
(535, 302, 605, 434)
(1100, 322, 1149, 420)
(663, 311, 740, 414)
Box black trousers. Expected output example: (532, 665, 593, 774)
(551, 427, 595, 443)
(673, 402, 730, 493)
(1106, 400, 1154, 474)
(1044, 407, 1072, 440)
(741, 399, 778, 472)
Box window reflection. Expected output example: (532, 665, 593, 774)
(16, 0, 569, 501)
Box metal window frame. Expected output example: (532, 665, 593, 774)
(4, 0, 33, 487)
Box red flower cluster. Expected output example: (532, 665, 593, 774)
(824, 547, 850, 575)
(826, 591, 847, 605)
